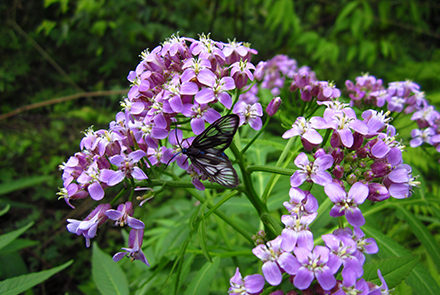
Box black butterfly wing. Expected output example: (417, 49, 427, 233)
(191, 114, 239, 152)
(189, 149, 239, 188)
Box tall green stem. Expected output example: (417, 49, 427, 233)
(261, 136, 298, 203)
(230, 141, 268, 217)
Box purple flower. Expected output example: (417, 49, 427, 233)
(316, 81, 341, 101)
(388, 80, 420, 97)
(195, 68, 235, 108)
(113, 229, 149, 266)
(223, 39, 251, 64)
(233, 101, 263, 130)
(96, 129, 124, 156)
(230, 59, 255, 89)
(350, 226, 378, 264)
(324, 107, 368, 148)
(188, 165, 207, 191)
(181, 103, 221, 135)
(228, 268, 265, 295)
(384, 164, 420, 199)
(283, 188, 318, 216)
(332, 278, 369, 295)
(290, 245, 337, 290)
(410, 127, 435, 147)
(146, 146, 174, 166)
(386, 95, 406, 113)
(101, 150, 148, 186)
(57, 183, 88, 209)
(67, 203, 111, 247)
(322, 234, 363, 286)
(105, 202, 145, 229)
(411, 105, 440, 128)
(76, 161, 108, 201)
(129, 113, 169, 149)
(282, 117, 325, 147)
(290, 152, 334, 187)
(280, 213, 316, 252)
(80, 127, 100, 152)
(361, 110, 391, 136)
(252, 236, 297, 286)
(367, 269, 393, 295)
(324, 182, 369, 226)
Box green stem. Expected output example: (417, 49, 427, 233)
(230, 141, 268, 217)
(246, 165, 295, 176)
(225, 89, 240, 116)
(109, 188, 128, 206)
(241, 116, 270, 154)
(338, 216, 344, 229)
(321, 128, 332, 147)
(164, 172, 253, 243)
(261, 136, 298, 203)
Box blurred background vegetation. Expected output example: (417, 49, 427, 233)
(1, 0, 440, 293)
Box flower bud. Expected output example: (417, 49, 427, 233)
(356, 147, 369, 158)
(331, 147, 344, 165)
(254, 61, 266, 81)
(290, 81, 299, 92)
(266, 96, 281, 117)
(345, 152, 358, 163)
(314, 148, 327, 159)
(371, 162, 392, 178)
(300, 86, 312, 101)
(347, 173, 357, 185)
(252, 230, 267, 245)
(363, 170, 374, 181)
(367, 183, 390, 202)
(333, 165, 344, 179)
(350, 132, 364, 151)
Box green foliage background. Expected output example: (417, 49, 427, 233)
(1, 0, 440, 293)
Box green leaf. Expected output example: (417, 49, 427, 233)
(350, 9, 363, 39)
(397, 206, 440, 273)
(361, 1, 373, 30)
(363, 226, 440, 294)
(378, 1, 390, 25)
(363, 256, 419, 288)
(0, 204, 10, 217)
(346, 45, 358, 62)
(92, 243, 129, 295)
(380, 40, 389, 58)
(406, 263, 440, 295)
(0, 222, 33, 251)
(1, 239, 39, 254)
(197, 215, 212, 263)
(184, 256, 220, 295)
(334, 1, 359, 33)
(0, 176, 51, 196)
(0, 260, 72, 295)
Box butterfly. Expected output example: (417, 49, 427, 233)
(177, 114, 240, 188)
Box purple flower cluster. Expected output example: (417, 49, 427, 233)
(59, 34, 266, 263)
(284, 100, 420, 200)
(247, 187, 382, 293)
(346, 74, 440, 159)
(230, 97, 415, 292)
(252, 54, 341, 105)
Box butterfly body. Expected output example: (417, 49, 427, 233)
(180, 114, 240, 188)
